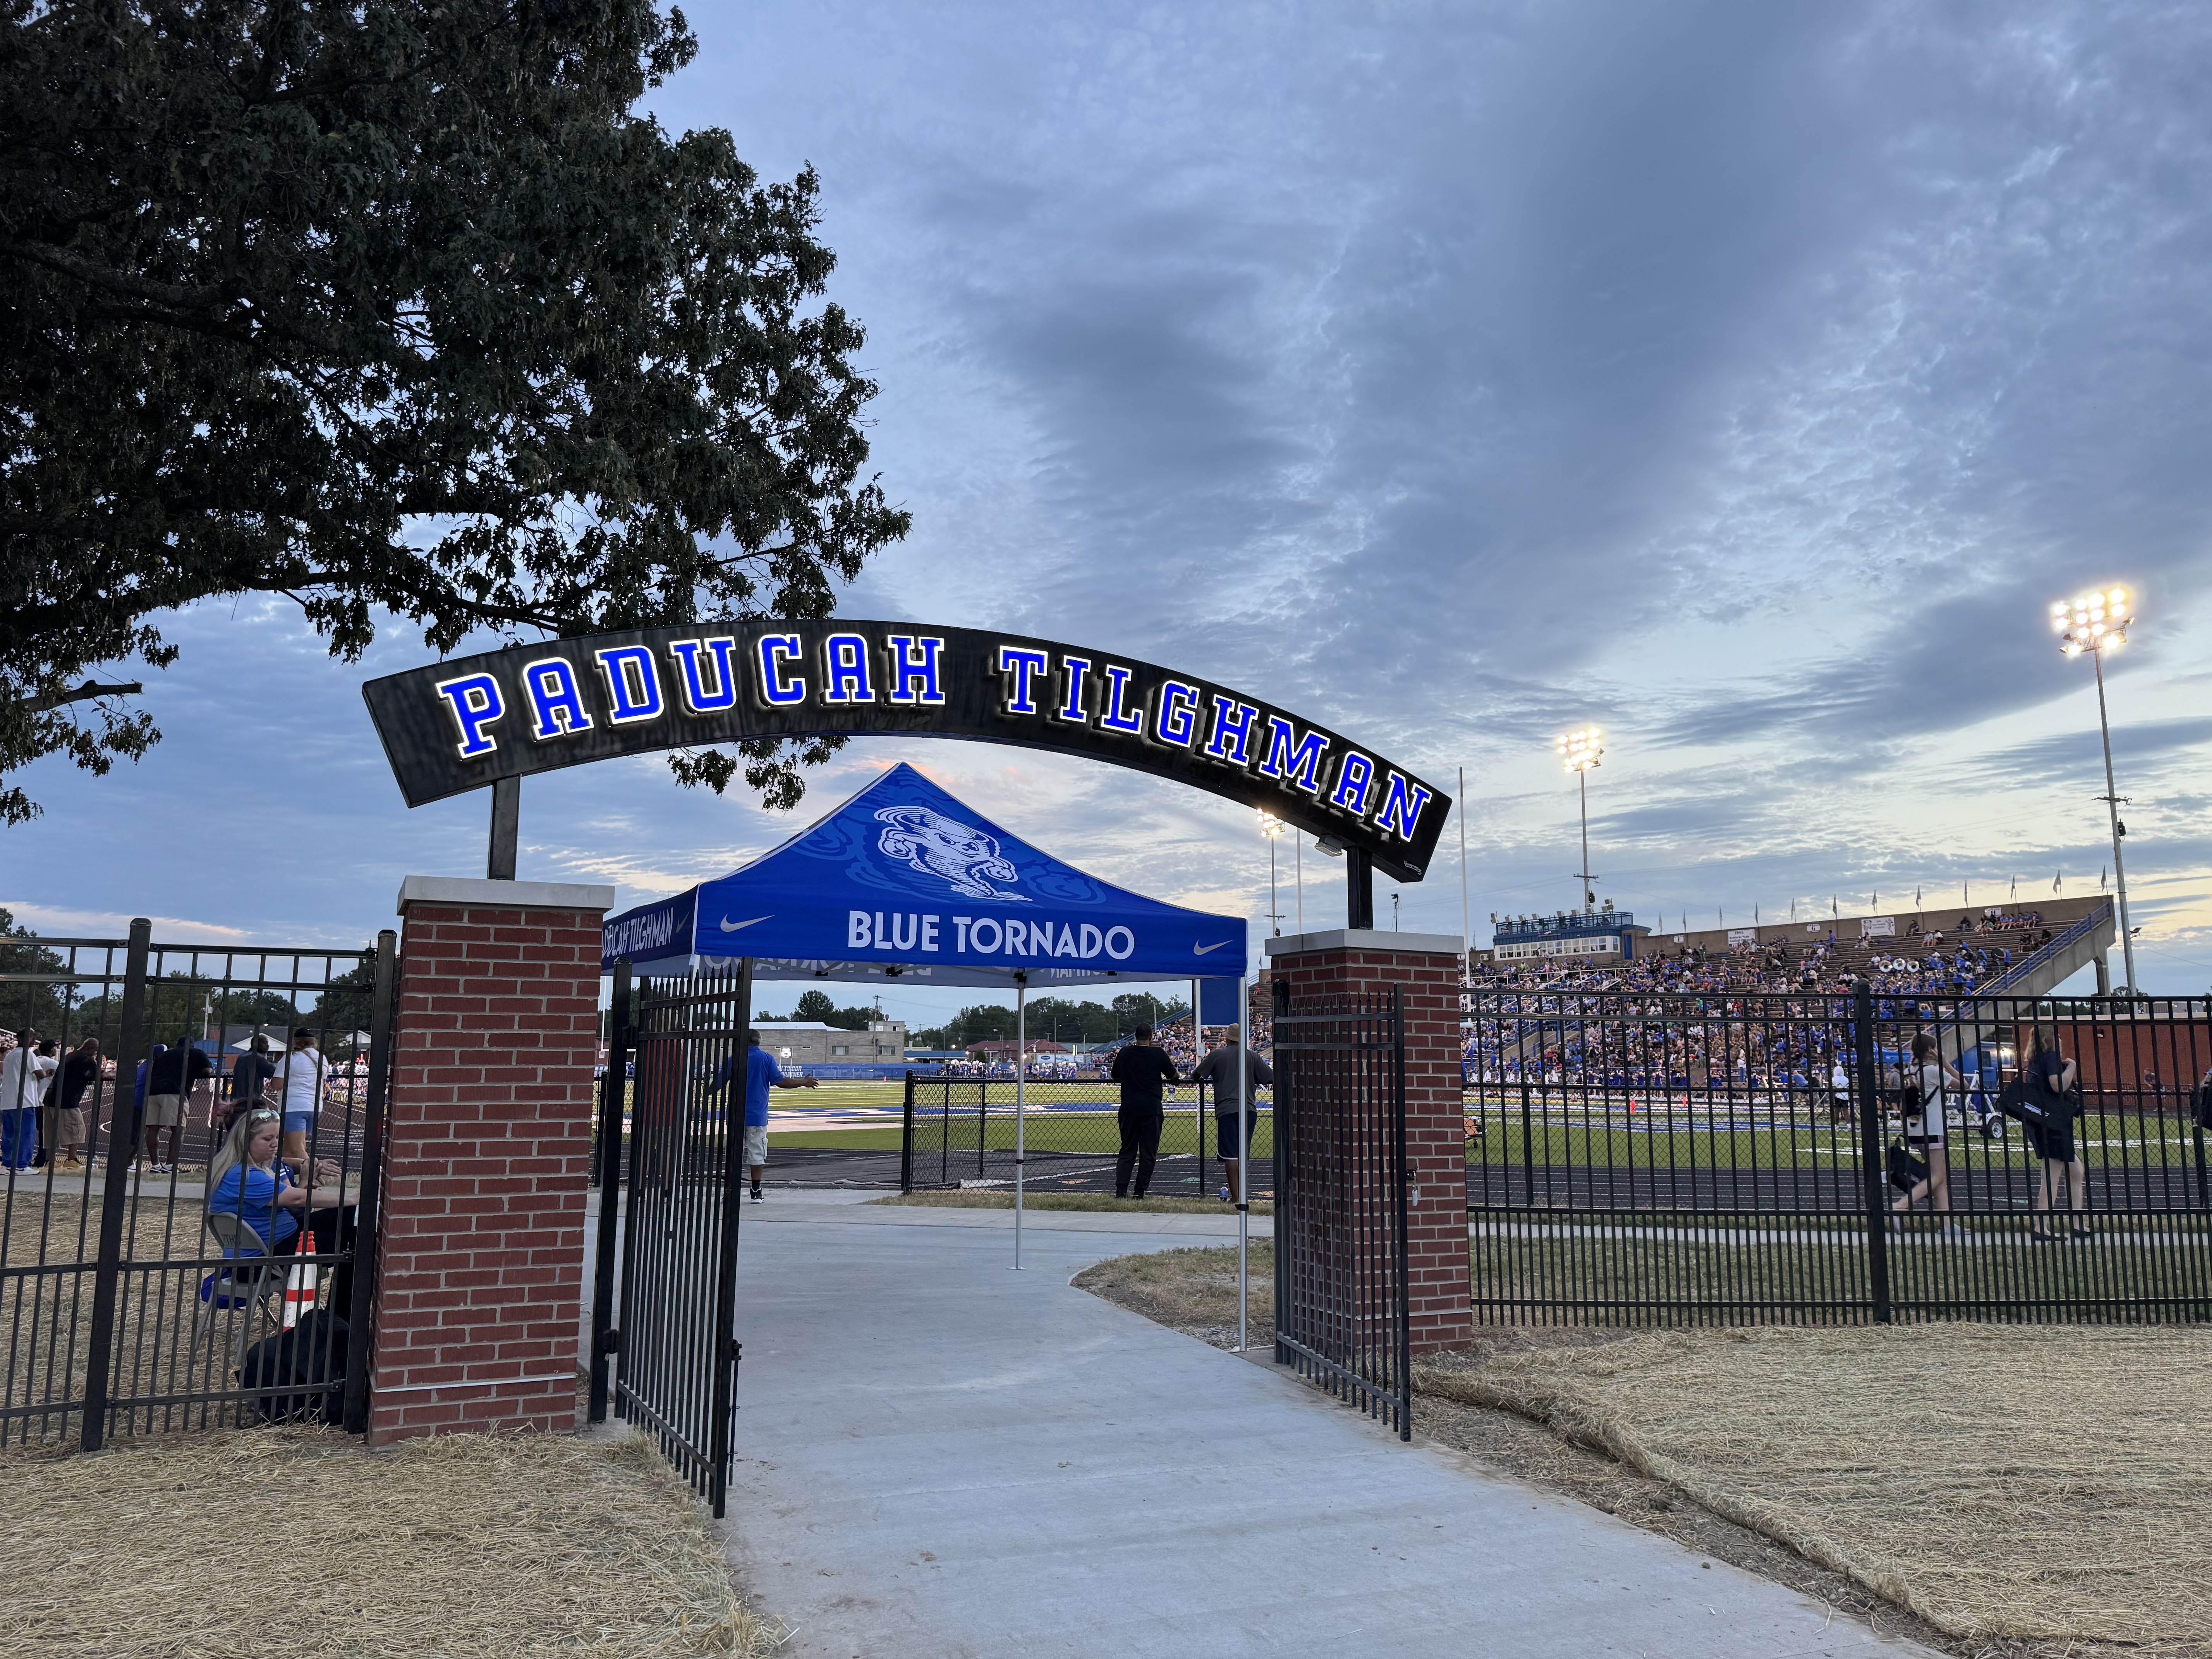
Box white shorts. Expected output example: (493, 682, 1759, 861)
(742, 1124, 768, 1166)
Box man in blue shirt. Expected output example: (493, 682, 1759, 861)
(740, 1029, 817, 1202)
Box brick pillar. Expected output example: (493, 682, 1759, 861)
(367, 876, 613, 1444)
(1263, 929, 1473, 1355)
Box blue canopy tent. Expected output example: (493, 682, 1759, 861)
(600, 762, 1247, 988)
(599, 763, 1255, 1268)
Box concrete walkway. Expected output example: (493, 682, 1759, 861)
(720, 1194, 1934, 1657)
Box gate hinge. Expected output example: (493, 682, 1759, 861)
(725, 1339, 743, 1365)
(597, 1328, 623, 1355)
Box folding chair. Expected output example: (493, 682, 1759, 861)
(192, 1211, 287, 1372)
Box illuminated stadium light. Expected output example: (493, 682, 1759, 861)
(1558, 726, 1603, 773)
(2052, 587, 2131, 656)
(1257, 811, 1285, 936)
(2051, 586, 2139, 996)
(1556, 726, 1605, 913)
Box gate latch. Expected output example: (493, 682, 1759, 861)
(597, 1328, 623, 1355)
(725, 1339, 743, 1365)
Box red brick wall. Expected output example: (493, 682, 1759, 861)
(1269, 938, 1472, 1355)
(368, 893, 606, 1443)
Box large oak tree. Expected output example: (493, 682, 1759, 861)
(0, 0, 908, 823)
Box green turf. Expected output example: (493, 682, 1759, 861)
(773, 1111, 1277, 1158)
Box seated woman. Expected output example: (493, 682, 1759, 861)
(206, 1107, 346, 1259)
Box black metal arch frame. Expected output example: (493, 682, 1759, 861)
(361, 618, 1450, 896)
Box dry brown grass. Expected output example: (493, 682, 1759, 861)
(1073, 1246, 1272, 1350)
(1433, 1326, 2212, 1654)
(0, 1424, 780, 1659)
(874, 1190, 1271, 1216)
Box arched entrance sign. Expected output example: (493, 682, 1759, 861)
(362, 618, 1450, 889)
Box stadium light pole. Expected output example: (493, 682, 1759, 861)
(2053, 586, 2138, 996)
(1558, 726, 1603, 914)
(1258, 811, 1286, 936)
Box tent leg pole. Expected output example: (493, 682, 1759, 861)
(1013, 981, 1025, 1271)
(1192, 975, 1203, 1198)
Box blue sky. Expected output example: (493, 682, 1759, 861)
(8, 0, 2211, 1018)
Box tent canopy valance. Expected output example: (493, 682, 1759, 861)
(599, 763, 1248, 988)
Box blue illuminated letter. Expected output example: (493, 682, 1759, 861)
(1204, 696, 1259, 766)
(1376, 772, 1433, 842)
(757, 634, 806, 707)
(593, 646, 665, 725)
(522, 657, 594, 741)
(670, 638, 739, 713)
(1099, 666, 1144, 735)
(1257, 716, 1330, 793)
(1329, 750, 1377, 816)
(998, 647, 1049, 714)
(822, 633, 876, 704)
(1056, 656, 1092, 724)
(886, 635, 946, 705)
(434, 673, 505, 759)
(1155, 681, 1199, 747)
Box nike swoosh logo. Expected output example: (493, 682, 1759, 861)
(1194, 940, 1233, 955)
(718, 914, 773, 933)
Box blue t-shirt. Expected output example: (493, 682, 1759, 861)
(209, 1162, 300, 1250)
(744, 1046, 783, 1127)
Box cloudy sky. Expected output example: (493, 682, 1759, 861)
(9, 0, 2211, 1020)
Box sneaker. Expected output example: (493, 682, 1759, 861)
(750, 1185, 763, 1202)
(1219, 1186, 1232, 1202)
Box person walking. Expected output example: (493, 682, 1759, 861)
(0, 1031, 53, 1170)
(1192, 1028, 1273, 1203)
(47, 1038, 99, 1170)
(737, 1029, 818, 1201)
(2024, 1024, 2087, 1239)
(1109, 1024, 1180, 1199)
(141, 1035, 214, 1173)
(1892, 1031, 1960, 1221)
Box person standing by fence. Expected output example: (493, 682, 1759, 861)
(736, 1029, 819, 1202)
(1109, 1024, 1179, 1199)
(276, 1027, 328, 1179)
(1192, 1028, 1272, 1204)
(2025, 1024, 2087, 1240)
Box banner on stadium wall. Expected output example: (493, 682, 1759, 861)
(1726, 928, 1759, 946)
(362, 618, 1449, 882)
(1861, 916, 1897, 938)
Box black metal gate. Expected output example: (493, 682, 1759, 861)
(590, 958, 750, 1516)
(1270, 984, 1410, 1439)
(0, 919, 395, 1448)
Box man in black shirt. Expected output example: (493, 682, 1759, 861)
(1108, 1025, 1180, 1199)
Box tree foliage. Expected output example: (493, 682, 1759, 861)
(0, 0, 908, 823)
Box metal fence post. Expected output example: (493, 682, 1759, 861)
(1853, 980, 1891, 1324)
(900, 1070, 915, 1193)
(588, 959, 634, 1424)
(1389, 984, 1412, 1442)
(80, 917, 151, 1453)
(341, 928, 398, 1434)
(1271, 978, 1290, 1365)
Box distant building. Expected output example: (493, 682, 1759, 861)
(752, 1020, 907, 1066)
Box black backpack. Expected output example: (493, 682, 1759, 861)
(241, 1311, 350, 1423)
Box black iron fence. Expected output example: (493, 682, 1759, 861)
(0, 921, 394, 1448)
(1465, 986, 2212, 1325)
(901, 1073, 1274, 1200)
(595, 960, 749, 1518)
(1273, 986, 1410, 1439)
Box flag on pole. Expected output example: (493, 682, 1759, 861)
(2054, 872, 2063, 894)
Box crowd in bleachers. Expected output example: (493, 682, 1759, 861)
(1461, 913, 2064, 1092)
(925, 1015, 1275, 1082)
